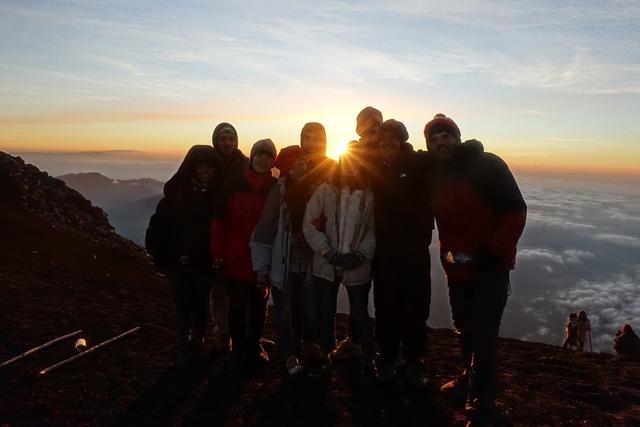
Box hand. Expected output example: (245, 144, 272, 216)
(341, 251, 365, 270)
(324, 248, 341, 266)
(256, 268, 270, 287)
(212, 258, 224, 273)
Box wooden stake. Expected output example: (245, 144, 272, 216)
(38, 326, 141, 376)
(0, 330, 83, 369)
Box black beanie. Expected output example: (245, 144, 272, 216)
(211, 122, 238, 151)
(379, 119, 409, 144)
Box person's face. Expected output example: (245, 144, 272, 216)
(287, 158, 308, 182)
(427, 131, 458, 161)
(360, 115, 382, 138)
(341, 159, 363, 184)
(301, 130, 325, 159)
(195, 163, 215, 183)
(217, 131, 237, 157)
(251, 152, 274, 174)
(379, 131, 401, 162)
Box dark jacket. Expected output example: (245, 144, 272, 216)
(146, 146, 221, 272)
(614, 329, 640, 357)
(371, 144, 433, 270)
(210, 168, 277, 281)
(430, 142, 527, 281)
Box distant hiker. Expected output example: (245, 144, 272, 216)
(331, 107, 383, 361)
(211, 122, 250, 178)
(145, 145, 222, 366)
(577, 310, 592, 352)
(613, 324, 640, 357)
(562, 312, 578, 350)
(211, 139, 277, 370)
(370, 119, 433, 388)
(250, 145, 314, 375)
(303, 142, 377, 376)
(426, 114, 527, 425)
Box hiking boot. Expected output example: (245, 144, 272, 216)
(376, 362, 395, 384)
(331, 338, 362, 360)
(361, 360, 377, 378)
(286, 355, 303, 375)
(260, 337, 276, 349)
(441, 371, 470, 399)
(300, 343, 326, 361)
(211, 333, 231, 354)
(406, 362, 428, 389)
(465, 400, 498, 427)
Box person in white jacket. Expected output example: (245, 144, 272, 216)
(303, 142, 377, 375)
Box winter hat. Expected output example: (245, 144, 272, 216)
(423, 113, 461, 142)
(211, 122, 238, 150)
(275, 145, 306, 176)
(379, 119, 409, 144)
(356, 106, 383, 137)
(300, 122, 327, 149)
(176, 145, 221, 177)
(622, 324, 632, 333)
(250, 138, 277, 160)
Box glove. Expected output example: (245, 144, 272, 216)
(341, 251, 366, 270)
(256, 268, 270, 287)
(474, 248, 501, 271)
(324, 248, 341, 266)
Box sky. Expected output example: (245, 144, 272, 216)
(1, 0, 639, 176)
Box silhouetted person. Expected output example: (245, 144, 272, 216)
(577, 310, 591, 351)
(426, 114, 527, 426)
(145, 145, 222, 366)
(211, 122, 249, 177)
(371, 119, 432, 388)
(562, 312, 578, 350)
(614, 324, 640, 357)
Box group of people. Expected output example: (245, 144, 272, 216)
(562, 310, 592, 351)
(145, 107, 528, 426)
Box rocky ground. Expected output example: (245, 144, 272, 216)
(1, 151, 639, 426)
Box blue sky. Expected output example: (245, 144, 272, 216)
(1, 0, 639, 173)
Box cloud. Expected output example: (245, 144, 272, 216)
(593, 234, 640, 248)
(518, 248, 565, 264)
(563, 249, 595, 265)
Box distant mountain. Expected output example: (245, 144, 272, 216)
(57, 172, 164, 209)
(56, 172, 164, 244)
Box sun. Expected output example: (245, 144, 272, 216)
(328, 140, 350, 160)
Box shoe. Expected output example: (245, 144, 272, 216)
(286, 355, 303, 375)
(361, 360, 377, 378)
(406, 362, 428, 389)
(300, 343, 326, 361)
(331, 338, 362, 360)
(211, 333, 231, 354)
(248, 344, 270, 365)
(376, 362, 395, 384)
(441, 371, 469, 399)
(465, 400, 497, 427)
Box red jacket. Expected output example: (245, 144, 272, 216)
(430, 144, 527, 281)
(211, 169, 277, 280)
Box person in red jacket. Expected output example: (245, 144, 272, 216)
(425, 114, 526, 426)
(211, 138, 277, 370)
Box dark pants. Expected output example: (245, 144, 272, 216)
(373, 262, 431, 365)
(168, 269, 213, 350)
(272, 272, 308, 356)
(448, 271, 509, 408)
(226, 279, 269, 359)
(314, 277, 374, 362)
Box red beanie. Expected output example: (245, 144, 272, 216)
(275, 145, 306, 176)
(423, 113, 461, 141)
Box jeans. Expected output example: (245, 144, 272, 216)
(313, 277, 339, 353)
(168, 269, 213, 350)
(345, 282, 374, 363)
(226, 279, 270, 359)
(448, 270, 509, 408)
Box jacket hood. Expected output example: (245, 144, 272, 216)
(211, 122, 238, 151)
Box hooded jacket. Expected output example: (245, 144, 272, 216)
(145, 145, 222, 272)
(210, 168, 277, 281)
(212, 122, 249, 179)
(430, 141, 527, 281)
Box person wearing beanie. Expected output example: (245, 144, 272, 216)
(614, 324, 640, 357)
(211, 139, 277, 370)
(145, 145, 222, 366)
(426, 114, 527, 425)
(251, 145, 315, 375)
(355, 106, 384, 153)
(303, 144, 377, 377)
(211, 122, 250, 178)
(370, 119, 433, 388)
(298, 122, 338, 192)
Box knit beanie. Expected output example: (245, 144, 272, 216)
(211, 122, 238, 150)
(250, 138, 277, 160)
(300, 122, 327, 149)
(423, 114, 461, 141)
(379, 119, 409, 144)
(275, 145, 306, 176)
(356, 106, 383, 137)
